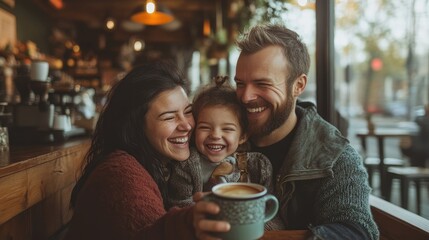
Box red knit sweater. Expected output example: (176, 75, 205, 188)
(65, 150, 196, 240)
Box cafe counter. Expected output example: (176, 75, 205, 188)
(0, 138, 90, 239)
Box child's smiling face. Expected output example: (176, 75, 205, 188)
(195, 105, 246, 163)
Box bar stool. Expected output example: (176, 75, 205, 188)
(386, 166, 429, 215)
(364, 157, 405, 188)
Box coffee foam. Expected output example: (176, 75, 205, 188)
(214, 185, 262, 197)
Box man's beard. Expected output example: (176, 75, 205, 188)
(249, 93, 294, 139)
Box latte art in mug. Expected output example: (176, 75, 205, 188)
(215, 185, 261, 197)
(206, 182, 279, 240)
(212, 182, 267, 199)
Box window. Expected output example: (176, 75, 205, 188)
(335, 0, 429, 219)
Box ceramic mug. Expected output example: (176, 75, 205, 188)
(53, 114, 71, 131)
(205, 182, 279, 240)
(0, 127, 9, 152)
(30, 61, 49, 81)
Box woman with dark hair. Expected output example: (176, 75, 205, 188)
(64, 60, 230, 240)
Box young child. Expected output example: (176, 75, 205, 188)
(166, 76, 273, 209)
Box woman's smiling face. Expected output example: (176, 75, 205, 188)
(144, 86, 195, 161)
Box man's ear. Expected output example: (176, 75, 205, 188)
(293, 74, 307, 97)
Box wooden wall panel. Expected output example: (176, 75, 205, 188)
(0, 139, 89, 240)
(32, 193, 62, 240)
(0, 170, 29, 225)
(27, 152, 80, 206)
(0, 209, 32, 240)
(60, 184, 75, 225)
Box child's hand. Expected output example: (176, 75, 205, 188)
(211, 162, 234, 178)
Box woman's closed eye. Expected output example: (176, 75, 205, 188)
(185, 105, 193, 115)
(159, 113, 177, 121)
(162, 116, 175, 121)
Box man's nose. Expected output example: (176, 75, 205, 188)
(239, 85, 258, 103)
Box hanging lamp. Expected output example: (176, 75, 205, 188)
(131, 0, 174, 26)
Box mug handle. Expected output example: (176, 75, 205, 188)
(263, 194, 279, 223)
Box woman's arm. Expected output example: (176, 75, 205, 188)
(65, 152, 187, 239)
(142, 192, 231, 240)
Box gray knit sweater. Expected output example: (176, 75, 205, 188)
(166, 147, 273, 210)
(271, 103, 379, 239)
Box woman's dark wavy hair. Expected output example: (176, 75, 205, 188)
(70, 60, 187, 207)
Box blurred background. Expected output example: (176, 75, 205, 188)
(1, 0, 428, 219)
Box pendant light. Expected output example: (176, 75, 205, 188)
(131, 0, 174, 26)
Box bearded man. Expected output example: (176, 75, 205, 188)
(232, 24, 379, 240)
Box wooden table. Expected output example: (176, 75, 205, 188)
(355, 128, 417, 198)
(261, 230, 310, 240)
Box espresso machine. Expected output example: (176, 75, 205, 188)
(10, 62, 85, 143)
(14, 65, 53, 126)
